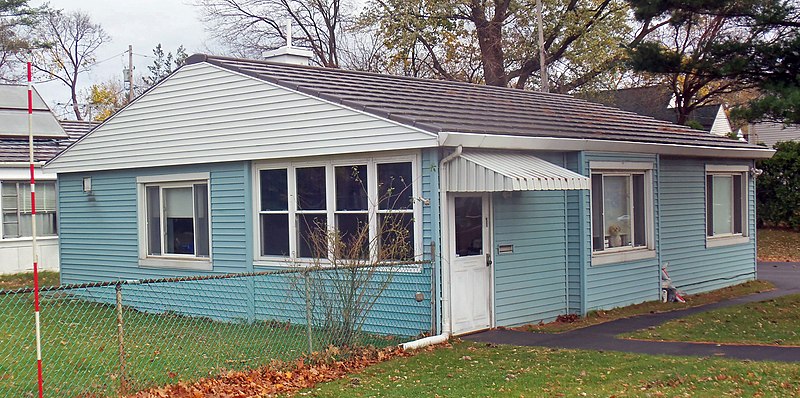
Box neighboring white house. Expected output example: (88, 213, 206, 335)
(0, 84, 93, 274)
(747, 122, 800, 148)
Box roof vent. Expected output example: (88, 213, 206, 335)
(263, 20, 313, 66)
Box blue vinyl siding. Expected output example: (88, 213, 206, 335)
(583, 153, 661, 311)
(57, 152, 435, 338)
(565, 152, 584, 314)
(659, 157, 756, 293)
(492, 151, 570, 326)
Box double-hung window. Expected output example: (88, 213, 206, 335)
(256, 157, 418, 264)
(1, 181, 57, 239)
(706, 165, 749, 246)
(589, 162, 654, 265)
(138, 174, 211, 269)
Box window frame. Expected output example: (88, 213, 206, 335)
(589, 161, 656, 266)
(705, 165, 750, 248)
(136, 173, 212, 270)
(253, 153, 423, 268)
(1, 180, 58, 240)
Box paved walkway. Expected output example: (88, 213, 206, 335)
(464, 262, 800, 362)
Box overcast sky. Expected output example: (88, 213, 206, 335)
(30, 0, 211, 119)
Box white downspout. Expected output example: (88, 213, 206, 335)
(400, 145, 462, 351)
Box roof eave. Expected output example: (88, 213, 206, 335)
(439, 132, 776, 160)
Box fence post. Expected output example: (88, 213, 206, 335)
(304, 271, 313, 355)
(116, 283, 128, 394)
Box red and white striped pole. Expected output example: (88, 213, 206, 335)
(27, 58, 44, 398)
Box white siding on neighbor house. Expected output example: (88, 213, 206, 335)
(0, 238, 59, 274)
(749, 122, 800, 148)
(709, 106, 733, 137)
(46, 63, 438, 173)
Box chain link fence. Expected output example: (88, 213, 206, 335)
(0, 263, 432, 397)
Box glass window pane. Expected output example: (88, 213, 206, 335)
(260, 169, 288, 211)
(713, 175, 733, 235)
(335, 165, 368, 211)
(146, 186, 161, 255)
(379, 213, 414, 260)
(194, 184, 209, 257)
(18, 214, 31, 237)
(733, 175, 743, 234)
(37, 213, 57, 236)
(164, 187, 194, 255)
(632, 174, 646, 247)
(454, 197, 483, 257)
(603, 176, 631, 248)
(297, 214, 327, 258)
(706, 175, 714, 236)
(591, 174, 604, 251)
(2, 183, 18, 211)
(296, 167, 326, 211)
(378, 162, 413, 210)
(18, 184, 31, 213)
(261, 214, 290, 256)
(39, 182, 56, 212)
(335, 213, 369, 259)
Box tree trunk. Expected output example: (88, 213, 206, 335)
(71, 87, 83, 120)
(472, 2, 507, 87)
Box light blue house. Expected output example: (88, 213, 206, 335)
(45, 52, 774, 338)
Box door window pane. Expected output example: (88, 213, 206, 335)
(454, 197, 483, 257)
(712, 175, 733, 235)
(296, 167, 326, 210)
(378, 162, 412, 210)
(261, 214, 290, 256)
(260, 169, 288, 211)
(335, 165, 367, 211)
(603, 176, 631, 248)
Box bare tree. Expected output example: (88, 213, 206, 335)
(0, 0, 43, 82)
(196, 0, 350, 67)
(30, 10, 110, 120)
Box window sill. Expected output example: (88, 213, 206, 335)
(592, 248, 656, 266)
(0, 236, 58, 242)
(139, 257, 212, 271)
(253, 259, 424, 273)
(706, 235, 750, 248)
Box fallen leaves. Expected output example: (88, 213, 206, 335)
(127, 345, 418, 398)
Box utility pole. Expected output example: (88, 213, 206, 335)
(127, 45, 134, 103)
(536, 0, 549, 93)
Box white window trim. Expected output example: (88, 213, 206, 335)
(705, 165, 750, 248)
(590, 162, 656, 266)
(252, 153, 423, 271)
(136, 173, 212, 270)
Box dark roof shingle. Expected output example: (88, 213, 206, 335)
(0, 120, 97, 163)
(187, 54, 760, 151)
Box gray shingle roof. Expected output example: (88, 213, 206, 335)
(186, 54, 762, 151)
(0, 120, 97, 163)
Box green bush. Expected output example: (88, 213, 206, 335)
(757, 141, 800, 230)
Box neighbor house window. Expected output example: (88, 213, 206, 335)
(589, 162, 654, 265)
(1, 181, 57, 239)
(137, 174, 210, 265)
(256, 157, 418, 264)
(706, 167, 748, 240)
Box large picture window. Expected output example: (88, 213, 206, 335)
(256, 157, 418, 263)
(1, 181, 57, 239)
(589, 163, 653, 263)
(706, 168, 747, 239)
(140, 177, 210, 260)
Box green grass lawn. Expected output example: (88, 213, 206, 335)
(302, 342, 800, 397)
(519, 280, 773, 333)
(622, 293, 800, 346)
(0, 271, 60, 290)
(758, 228, 800, 262)
(0, 291, 397, 397)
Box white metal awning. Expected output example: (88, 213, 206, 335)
(446, 151, 590, 192)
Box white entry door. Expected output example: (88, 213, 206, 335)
(450, 195, 492, 335)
